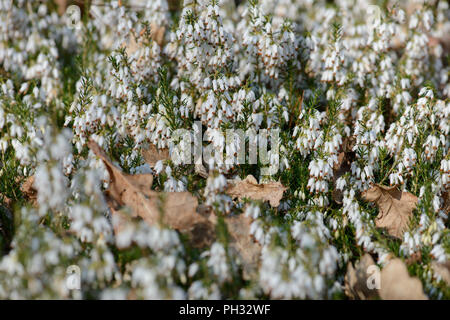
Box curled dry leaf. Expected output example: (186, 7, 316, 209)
(380, 258, 428, 300)
(345, 255, 428, 300)
(151, 23, 165, 47)
(89, 140, 262, 271)
(142, 143, 170, 167)
(431, 261, 450, 286)
(344, 254, 379, 300)
(225, 213, 261, 280)
(89, 139, 154, 205)
(197, 205, 262, 272)
(226, 175, 287, 207)
(362, 184, 418, 238)
(88, 139, 214, 247)
(108, 200, 135, 236)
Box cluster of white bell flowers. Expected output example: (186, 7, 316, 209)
(0, 0, 448, 299)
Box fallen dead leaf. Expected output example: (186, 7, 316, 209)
(89, 140, 262, 271)
(151, 23, 165, 47)
(89, 139, 214, 247)
(380, 258, 428, 300)
(226, 175, 287, 207)
(431, 261, 450, 286)
(225, 213, 261, 280)
(142, 143, 170, 168)
(345, 255, 428, 300)
(344, 254, 379, 300)
(106, 196, 135, 236)
(362, 184, 418, 238)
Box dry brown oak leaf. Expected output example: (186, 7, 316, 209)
(345, 255, 428, 300)
(226, 175, 287, 207)
(88, 139, 214, 247)
(89, 140, 262, 270)
(344, 253, 379, 300)
(225, 213, 261, 280)
(362, 184, 418, 238)
(379, 258, 428, 300)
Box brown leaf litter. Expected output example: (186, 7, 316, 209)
(345, 254, 428, 300)
(362, 184, 418, 238)
(379, 258, 427, 300)
(226, 175, 287, 207)
(225, 213, 261, 280)
(344, 254, 379, 300)
(89, 139, 262, 275)
(89, 139, 213, 245)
